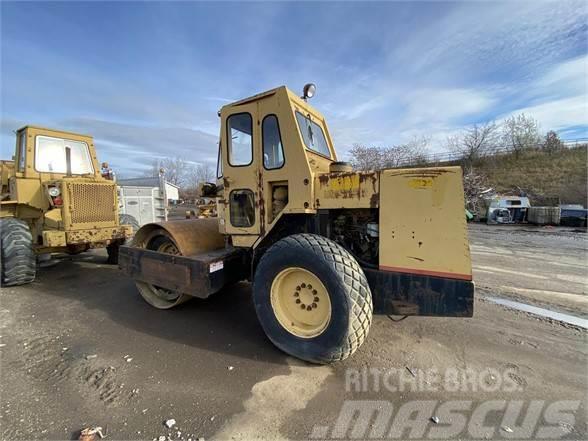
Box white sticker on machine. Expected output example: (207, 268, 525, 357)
(210, 261, 224, 273)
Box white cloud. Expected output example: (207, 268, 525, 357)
(402, 88, 495, 126)
(500, 96, 588, 133)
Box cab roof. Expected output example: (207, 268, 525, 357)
(17, 125, 93, 139)
(221, 85, 326, 121)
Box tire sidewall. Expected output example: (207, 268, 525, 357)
(253, 237, 353, 362)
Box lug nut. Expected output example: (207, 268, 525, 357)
(312, 303, 317, 308)
(306, 306, 312, 311)
(296, 299, 301, 304)
(296, 286, 301, 291)
(301, 283, 306, 288)
(314, 296, 319, 302)
(300, 304, 306, 309)
(308, 284, 313, 289)
(312, 289, 317, 295)
(294, 292, 299, 297)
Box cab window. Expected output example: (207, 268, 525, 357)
(227, 113, 253, 166)
(230, 189, 255, 227)
(17, 133, 26, 172)
(295, 111, 331, 158)
(35, 135, 94, 174)
(262, 115, 284, 169)
(216, 143, 223, 178)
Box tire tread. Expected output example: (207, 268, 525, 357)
(256, 233, 373, 363)
(1, 218, 36, 286)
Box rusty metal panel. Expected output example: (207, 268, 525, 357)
(379, 166, 472, 281)
(118, 245, 247, 298)
(133, 218, 224, 256)
(142, 258, 191, 288)
(65, 226, 129, 244)
(313, 171, 379, 209)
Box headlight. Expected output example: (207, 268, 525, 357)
(302, 83, 316, 99)
(48, 187, 61, 197)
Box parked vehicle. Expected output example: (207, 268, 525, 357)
(119, 85, 474, 363)
(1, 126, 132, 286)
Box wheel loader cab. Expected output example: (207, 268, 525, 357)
(217, 86, 336, 247)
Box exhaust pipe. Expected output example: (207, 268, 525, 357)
(65, 146, 72, 177)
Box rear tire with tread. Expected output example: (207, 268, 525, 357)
(1, 218, 36, 286)
(253, 233, 373, 364)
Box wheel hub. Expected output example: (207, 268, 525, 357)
(270, 267, 331, 338)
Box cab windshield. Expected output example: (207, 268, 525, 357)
(35, 135, 94, 174)
(295, 111, 331, 158)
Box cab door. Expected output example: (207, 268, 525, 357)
(221, 102, 262, 238)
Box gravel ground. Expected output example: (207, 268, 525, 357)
(0, 224, 586, 440)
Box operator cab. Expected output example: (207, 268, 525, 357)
(216, 85, 336, 247)
(14, 126, 100, 179)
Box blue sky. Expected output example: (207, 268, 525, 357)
(1, 0, 587, 176)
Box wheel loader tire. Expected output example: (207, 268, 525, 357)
(119, 214, 140, 237)
(253, 233, 373, 364)
(0, 218, 36, 287)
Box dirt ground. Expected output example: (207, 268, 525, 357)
(0, 225, 586, 440)
(470, 223, 587, 317)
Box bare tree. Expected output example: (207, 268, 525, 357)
(462, 168, 492, 218)
(447, 121, 499, 166)
(185, 163, 214, 189)
(145, 157, 188, 186)
(543, 130, 564, 155)
(349, 137, 431, 170)
(348, 144, 382, 171)
(501, 113, 541, 158)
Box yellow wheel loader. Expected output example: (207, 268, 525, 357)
(1, 126, 132, 286)
(119, 85, 474, 363)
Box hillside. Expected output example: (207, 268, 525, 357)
(470, 145, 587, 205)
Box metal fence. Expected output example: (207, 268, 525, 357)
(395, 138, 588, 167)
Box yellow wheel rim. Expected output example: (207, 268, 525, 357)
(270, 267, 332, 338)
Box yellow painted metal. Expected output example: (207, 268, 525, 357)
(313, 170, 379, 209)
(43, 230, 66, 247)
(43, 208, 63, 229)
(378, 166, 472, 280)
(270, 267, 332, 338)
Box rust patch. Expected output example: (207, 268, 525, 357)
(388, 168, 455, 179)
(257, 170, 265, 236)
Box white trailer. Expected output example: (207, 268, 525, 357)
(117, 176, 180, 230)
